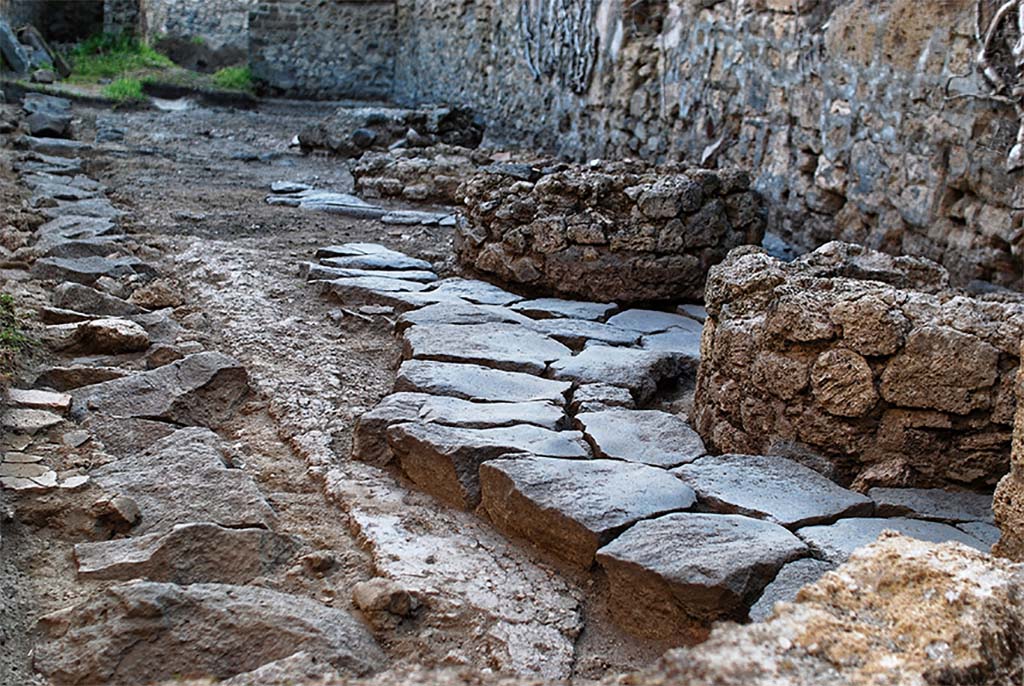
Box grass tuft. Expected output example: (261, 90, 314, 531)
(69, 32, 173, 83)
(103, 77, 146, 104)
(212, 65, 254, 92)
(0, 293, 28, 380)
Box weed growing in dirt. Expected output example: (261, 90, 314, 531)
(0, 293, 28, 380)
(103, 77, 146, 104)
(69, 33, 173, 83)
(212, 65, 254, 92)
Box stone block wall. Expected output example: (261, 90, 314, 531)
(692, 242, 1024, 490)
(455, 161, 766, 302)
(140, 0, 254, 51)
(249, 0, 396, 99)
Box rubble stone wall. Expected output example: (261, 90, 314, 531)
(994, 343, 1024, 559)
(388, 0, 1024, 289)
(139, 0, 254, 50)
(249, 0, 396, 99)
(692, 242, 1024, 490)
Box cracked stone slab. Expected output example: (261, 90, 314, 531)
(426, 278, 523, 306)
(387, 422, 589, 509)
(353, 392, 566, 465)
(32, 256, 149, 285)
(640, 327, 702, 363)
(395, 360, 572, 405)
(868, 487, 994, 524)
(577, 409, 705, 468)
(7, 388, 71, 413)
(569, 383, 636, 414)
(302, 263, 438, 283)
(40, 198, 125, 220)
(596, 513, 807, 638)
(677, 304, 708, 322)
(795, 517, 990, 563)
(74, 523, 298, 584)
(956, 521, 1000, 548)
(403, 322, 571, 375)
(33, 581, 384, 685)
(322, 252, 432, 272)
(395, 300, 534, 332)
(1, 408, 64, 434)
(525, 318, 640, 349)
(71, 352, 249, 427)
(40, 236, 124, 260)
(90, 427, 276, 535)
(480, 457, 696, 567)
(37, 215, 119, 241)
(315, 242, 405, 258)
(606, 309, 705, 334)
(748, 558, 836, 622)
(35, 364, 129, 391)
(674, 454, 874, 528)
(550, 345, 686, 402)
(511, 298, 618, 321)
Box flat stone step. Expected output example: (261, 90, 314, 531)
(795, 517, 990, 563)
(868, 487, 994, 524)
(480, 457, 696, 567)
(427, 278, 522, 306)
(511, 298, 618, 321)
(569, 383, 636, 413)
(315, 242, 403, 258)
(395, 300, 534, 332)
(525, 318, 640, 349)
(353, 392, 567, 465)
(748, 558, 835, 622)
(387, 422, 589, 509)
(640, 327, 702, 361)
(395, 360, 572, 405)
(550, 345, 687, 402)
(35, 364, 129, 391)
(32, 256, 149, 285)
(674, 454, 874, 528)
(1, 407, 64, 434)
(303, 263, 438, 283)
(40, 198, 125, 220)
(322, 253, 432, 272)
(37, 215, 119, 240)
(596, 513, 807, 638)
(576, 409, 705, 468)
(402, 322, 571, 375)
(606, 309, 704, 334)
(7, 388, 71, 414)
(52, 282, 144, 317)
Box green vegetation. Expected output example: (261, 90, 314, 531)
(102, 77, 146, 104)
(68, 32, 173, 83)
(212, 65, 254, 92)
(0, 293, 28, 379)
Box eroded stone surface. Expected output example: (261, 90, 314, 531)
(395, 360, 571, 405)
(796, 517, 989, 563)
(675, 454, 874, 528)
(480, 457, 696, 567)
(596, 513, 806, 638)
(403, 323, 570, 375)
(577, 409, 705, 468)
(396, 300, 533, 332)
(33, 581, 384, 684)
(551, 346, 686, 402)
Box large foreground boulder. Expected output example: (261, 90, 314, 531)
(33, 581, 384, 685)
(455, 161, 766, 302)
(994, 341, 1024, 559)
(693, 242, 1023, 489)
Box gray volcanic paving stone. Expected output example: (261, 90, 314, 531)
(395, 360, 572, 405)
(304, 263, 438, 283)
(427, 278, 523, 306)
(396, 300, 534, 332)
(577, 409, 705, 468)
(674, 454, 874, 528)
(607, 309, 704, 334)
(748, 558, 836, 622)
(525, 318, 640, 349)
(52, 283, 143, 316)
(37, 215, 118, 240)
(315, 242, 398, 258)
(550, 345, 686, 402)
(511, 298, 618, 321)
(387, 422, 589, 509)
(868, 487, 994, 524)
(91, 428, 276, 535)
(32, 256, 147, 285)
(641, 328, 702, 363)
(957, 521, 1000, 549)
(403, 322, 571, 375)
(324, 279, 455, 311)
(322, 252, 432, 271)
(33, 581, 384, 685)
(328, 276, 427, 293)
(41, 198, 125, 220)
(796, 517, 990, 563)
(480, 457, 696, 567)
(596, 513, 807, 638)
(72, 352, 249, 427)
(353, 392, 566, 465)
(569, 383, 635, 414)
(74, 523, 297, 584)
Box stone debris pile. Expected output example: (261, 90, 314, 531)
(455, 160, 767, 302)
(308, 241, 998, 639)
(693, 242, 1024, 490)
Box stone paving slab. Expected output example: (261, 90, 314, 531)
(403, 322, 571, 375)
(1, 407, 63, 434)
(480, 457, 696, 567)
(525, 318, 640, 349)
(353, 392, 566, 465)
(576, 409, 705, 468)
(395, 360, 572, 405)
(511, 298, 618, 321)
(40, 198, 125, 220)
(956, 521, 1001, 548)
(428, 278, 523, 306)
(324, 279, 456, 311)
(52, 283, 143, 317)
(315, 243, 400, 258)
(568, 383, 635, 414)
(323, 253, 433, 271)
(606, 309, 704, 334)
(868, 487, 994, 524)
(37, 215, 119, 240)
(32, 256, 148, 285)
(795, 517, 990, 563)
(674, 454, 874, 528)
(640, 328, 702, 363)
(396, 301, 534, 332)
(7, 388, 71, 413)
(550, 345, 686, 402)
(596, 513, 807, 638)
(303, 263, 438, 283)
(387, 422, 589, 509)
(748, 558, 836, 622)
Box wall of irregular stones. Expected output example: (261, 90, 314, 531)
(994, 346, 1024, 559)
(692, 242, 1024, 490)
(140, 0, 254, 54)
(249, 0, 396, 99)
(388, 0, 1023, 290)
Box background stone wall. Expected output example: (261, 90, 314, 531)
(140, 0, 254, 51)
(249, 0, 396, 99)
